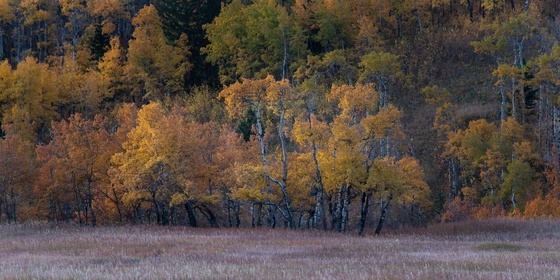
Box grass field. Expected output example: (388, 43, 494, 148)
(1, 219, 560, 279)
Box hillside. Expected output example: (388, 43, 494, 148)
(0, 0, 559, 233)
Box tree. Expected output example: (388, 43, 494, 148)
(0, 126, 33, 223)
(154, 0, 224, 85)
(219, 76, 297, 228)
(98, 37, 125, 103)
(472, 13, 540, 122)
(359, 51, 402, 110)
(203, 0, 306, 84)
(502, 159, 533, 210)
(0, 57, 59, 142)
(125, 5, 191, 102)
(292, 113, 331, 230)
(35, 113, 121, 225)
(111, 103, 176, 225)
(112, 103, 224, 226)
(312, 0, 357, 51)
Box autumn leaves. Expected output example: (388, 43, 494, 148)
(217, 75, 429, 233)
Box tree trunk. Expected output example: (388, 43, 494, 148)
(153, 195, 162, 225)
(73, 186, 83, 225)
(87, 181, 96, 226)
(416, 0, 423, 37)
(397, 15, 402, 38)
(0, 27, 4, 60)
(185, 201, 198, 227)
(332, 186, 344, 231)
(545, 98, 550, 160)
(88, 200, 97, 226)
(274, 104, 295, 228)
(512, 79, 517, 121)
(341, 185, 350, 233)
(466, 0, 473, 21)
(257, 203, 263, 226)
(254, 106, 278, 228)
(312, 141, 327, 230)
(235, 201, 241, 228)
(281, 28, 287, 80)
(358, 191, 370, 236)
(554, 105, 560, 152)
(500, 78, 506, 121)
(511, 190, 517, 209)
(539, 85, 543, 145)
(200, 204, 219, 228)
(375, 195, 392, 235)
(267, 205, 277, 228)
(136, 205, 143, 225)
(112, 186, 123, 224)
(251, 202, 256, 228)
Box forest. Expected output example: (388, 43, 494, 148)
(0, 0, 559, 235)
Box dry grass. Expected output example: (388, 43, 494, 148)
(2, 219, 560, 279)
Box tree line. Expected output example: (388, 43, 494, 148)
(0, 0, 559, 234)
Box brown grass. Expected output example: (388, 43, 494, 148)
(1, 219, 560, 279)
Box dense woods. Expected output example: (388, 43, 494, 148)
(0, 0, 559, 234)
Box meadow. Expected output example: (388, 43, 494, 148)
(1, 219, 560, 279)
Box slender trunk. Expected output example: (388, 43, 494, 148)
(545, 98, 550, 160)
(450, 157, 458, 198)
(73, 185, 83, 225)
(512, 79, 517, 121)
(500, 78, 506, 121)
(358, 191, 370, 235)
(380, 138, 385, 157)
(554, 105, 560, 152)
(257, 203, 263, 226)
(416, 0, 423, 37)
(511, 191, 517, 209)
(268, 206, 277, 228)
(87, 181, 96, 226)
(7, 186, 15, 223)
(154, 198, 162, 225)
(112, 186, 123, 224)
(333, 186, 343, 231)
(312, 141, 327, 230)
(539, 85, 543, 144)
(226, 197, 233, 227)
(467, 0, 473, 21)
(277, 105, 295, 228)
(386, 133, 391, 158)
(235, 201, 241, 228)
(17, 24, 22, 63)
(255, 106, 268, 172)
(89, 202, 96, 227)
(251, 202, 256, 228)
(521, 83, 526, 125)
(0, 27, 4, 60)
(43, 20, 47, 61)
(281, 28, 287, 80)
(375, 195, 392, 235)
(0, 193, 3, 223)
(254, 106, 275, 228)
(136, 204, 143, 225)
(341, 185, 350, 233)
(397, 15, 402, 38)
